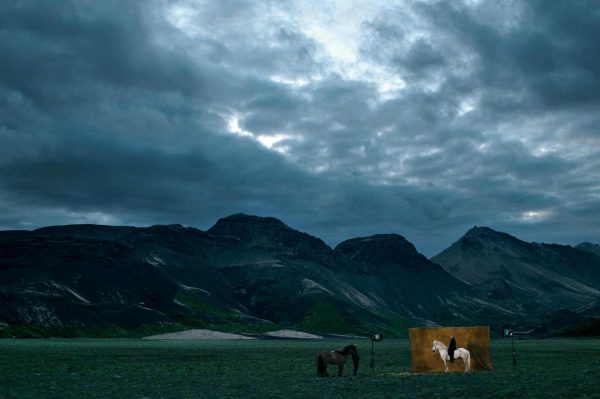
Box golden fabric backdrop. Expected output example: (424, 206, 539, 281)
(409, 326, 493, 373)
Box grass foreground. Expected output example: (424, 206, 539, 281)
(0, 338, 599, 398)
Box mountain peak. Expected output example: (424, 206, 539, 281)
(335, 233, 427, 273)
(208, 213, 291, 236)
(465, 226, 501, 237)
(218, 213, 288, 224)
(149, 223, 186, 229)
(462, 226, 526, 246)
(207, 213, 332, 261)
(336, 233, 419, 254)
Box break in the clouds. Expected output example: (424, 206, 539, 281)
(1, 0, 599, 255)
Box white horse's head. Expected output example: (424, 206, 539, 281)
(432, 340, 446, 352)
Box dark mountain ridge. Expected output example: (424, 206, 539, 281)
(1, 217, 598, 337)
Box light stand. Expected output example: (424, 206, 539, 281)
(511, 331, 516, 367)
(370, 332, 382, 375)
(503, 328, 516, 367)
(503, 328, 532, 368)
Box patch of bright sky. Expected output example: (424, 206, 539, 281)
(165, 4, 201, 36)
(60, 210, 120, 225)
(531, 143, 561, 157)
(291, 0, 407, 100)
(492, 114, 594, 162)
(457, 96, 478, 116)
(256, 134, 294, 155)
(269, 75, 311, 87)
(227, 115, 295, 155)
(164, 1, 409, 100)
(519, 210, 552, 223)
(227, 115, 253, 138)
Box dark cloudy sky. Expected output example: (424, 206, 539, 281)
(1, 0, 599, 255)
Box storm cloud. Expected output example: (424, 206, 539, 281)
(1, 0, 599, 255)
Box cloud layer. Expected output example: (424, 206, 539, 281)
(1, 0, 599, 255)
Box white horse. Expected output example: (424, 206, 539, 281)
(432, 340, 470, 372)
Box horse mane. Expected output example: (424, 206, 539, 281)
(336, 344, 356, 355)
(434, 340, 447, 350)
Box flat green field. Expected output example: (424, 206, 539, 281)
(0, 338, 599, 399)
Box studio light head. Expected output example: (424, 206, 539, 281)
(371, 332, 383, 342)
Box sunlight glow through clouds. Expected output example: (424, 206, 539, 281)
(165, 1, 407, 100)
(256, 134, 293, 153)
(227, 115, 253, 138)
(269, 75, 311, 87)
(519, 210, 551, 223)
(165, 4, 202, 37)
(458, 97, 478, 116)
(294, 0, 407, 100)
(227, 115, 295, 155)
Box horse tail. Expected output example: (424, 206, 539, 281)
(317, 353, 325, 377)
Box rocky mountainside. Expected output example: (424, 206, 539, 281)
(1, 215, 466, 337)
(1, 217, 598, 337)
(333, 234, 512, 326)
(432, 227, 600, 319)
(0, 224, 238, 335)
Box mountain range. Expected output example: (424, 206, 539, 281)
(1, 214, 598, 337)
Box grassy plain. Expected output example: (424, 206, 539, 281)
(0, 338, 598, 399)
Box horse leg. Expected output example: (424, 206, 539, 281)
(338, 363, 344, 377)
(317, 355, 321, 377)
(441, 351, 448, 372)
(317, 354, 327, 377)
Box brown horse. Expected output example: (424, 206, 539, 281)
(316, 344, 360, 377)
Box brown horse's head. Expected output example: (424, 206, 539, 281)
(343, 344, 360, 375)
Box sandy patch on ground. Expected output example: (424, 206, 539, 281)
(264, 329, 323, 339)
(143, 329, 255, 340)
(328, 333, 364, 339)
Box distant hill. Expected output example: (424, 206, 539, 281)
(1, 217, 598, 337)
(432, 226, 600, 328)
